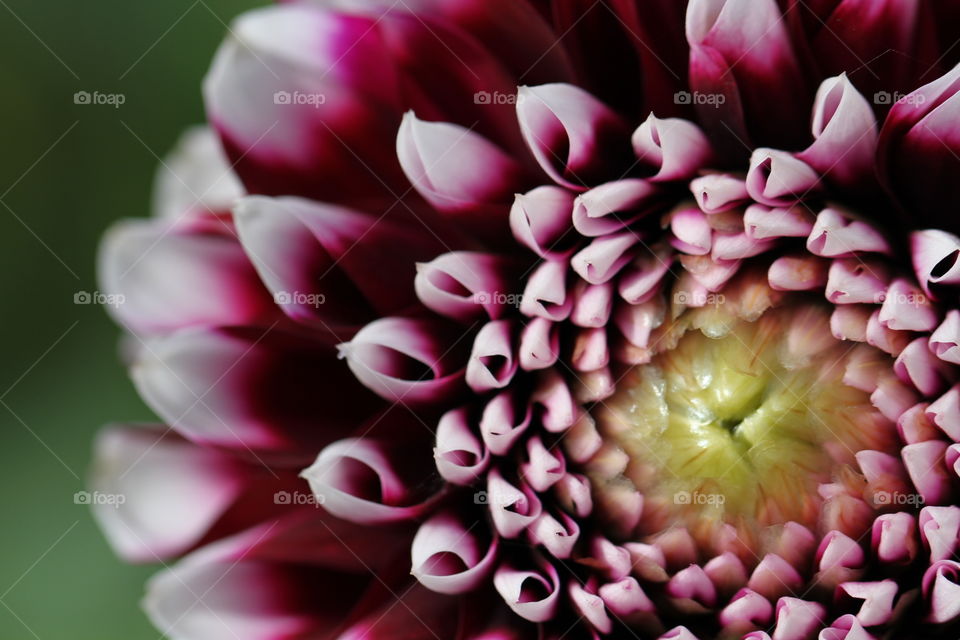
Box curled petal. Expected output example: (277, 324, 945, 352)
(521, 436, 565, 492)
(720, 588, 774, 629)
(568, 581, 613, 634)
(919, 506, 960, 562)
(878, 279, 938, 332)
(839, 580, 898, 627)
(894, 338, 952, 396)
(486, 469, 541, 538)
(520, 259, 572, 321)
(819, 614, 877, 640)
(922, 560, 960, 623)
(517, 83, 631, 189)
(528, 510, 580, 560)
(807, 207, 891, 258)
(911, 229, 960, 297)
(871, 513, 918, 566)
(338, 316, 465, 404)
(744, 204, 815, 240)
(825, 259, 890, 304)
(746, 149, 821, 207)
(480, 390, 531, 455)
(519, 317, 560, 371)
(772, 597, 826, 640)
(397, 112, 526, 239)
(632, 114, 712, 181)
(670, 206, 712, 255)
(573, 179, 660, 237)
(571, 231, 639, 284)
(571, 281, 614, 328)
(618, 245, 673, 304)
(466, 320, 517, 392)
(414, 251, 517, 323)
(301, 438, 438, 524)
(668, 564, 717, 608)
(434, 407, 489, 486)
(902, 440, 952, 505)
(798, 75, 878, 193)
(493, 557, 560, 622)
(930, 310, 960, 364)
(510, 186, 577, 258)
(748, 554, 803, 601)
(691, 173, 749, 213)
(599, 577, 655, 617)
(531, 371, 577, 433)
(927, 385, 960, 440)
(411, 510, 498, 595)
(768, 255, 828, 291)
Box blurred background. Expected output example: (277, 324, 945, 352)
(0, 0, 260, 636)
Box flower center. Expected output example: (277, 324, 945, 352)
(592, 292, 898, 549)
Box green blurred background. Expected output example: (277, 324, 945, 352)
(0, 1, 260, 637)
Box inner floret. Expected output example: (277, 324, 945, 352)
(594, 296, 899, 547)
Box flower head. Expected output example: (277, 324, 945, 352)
(92, 1, 960, 638)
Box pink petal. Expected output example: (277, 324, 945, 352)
(510, 186, 578, 259)
(414, 251, 517, 323)
(434, 406, 489, 486)
(411, 510, 498, 594)
(466, 320, 518, 392)
(746, 149, 821, 206)
(493, 557, 560, 622)
(632, 114, 713, 181)
(807, 207, 891, 258)
(573, 178, 661, 237)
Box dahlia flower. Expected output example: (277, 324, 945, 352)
(91, 1, 960, 638)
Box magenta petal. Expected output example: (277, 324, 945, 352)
(798, 75, 879, 193)
(132, 327, 374, 457)
(517, 83, 631, 189)
(492, 557, 560, 622)
(568, 581, 613, 634)
(930, 310, 960, 364)
(746, 149, 821, 207)
(98, 219, 275, 334)
(338, 316, 466, 405)
(894, 337, 951, 396)
(411, 510, 498, 594)
(480, 390, 532, 455)
(922, 560, 960, 623)
(573, 179, 660, 237)
(397, 112, 526, 240)
(919, 506, 960, 562)
(819, 614, 877, 640)
(632, 114, 712, 181)
(434, 406, 489, 486)
(520, 260, 573, 321)
(720, 588, 773, 629)
(414, 251, 517, 323)
(807, 207, 891, 258)
(301, 438, 437, 524)
(839, 580, 898, 627)
(911, 229, 960, 297)
(571, 231, 639, 284)
(487, 469, 542, 538)
(466, 320, 518, 392)
(772, 597, 826, 640)
(90, 425, 249, 562)
(152, 125, 244, 221)
(234, 195, 442, 327)
(690, 173, 749, 213)
(510, 186, 577, 258)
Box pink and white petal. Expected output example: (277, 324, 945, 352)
(411, 510, 498, 595)
(632, 114, 712, 181)
(434, 406, 489, 486)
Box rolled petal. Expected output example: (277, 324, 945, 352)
(632, 114, 712, 181)
(492, 556, 560, 622)
(301, 437, 438, 524)
(930, 310, 960, 364)
(771, 597, 826, 640)
(746, 149, 821, 207)
(807, 207, 891, 258)
(691, 173, 749, 213)
(397, 112, 527, 240)
(839, 580, 898, 627)
(466, 320, 517, 392)
(414, 251, 517, 323)
(486, 469, 542, 538)
(434, 406, 489, 486)
(338, 316, 466, 404)
(573, 179, 660, 237)
(919, 506, 960, 562)
(510, 186, 578, 259)
(517, 83, 631, 189)
(411, 510, 498, 594)
(911, 229, 960, 297)
(922, 560, 960, 623)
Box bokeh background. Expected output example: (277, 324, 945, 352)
(0, 1, 261, 636)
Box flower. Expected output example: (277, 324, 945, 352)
(91, 1, 960, 639)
